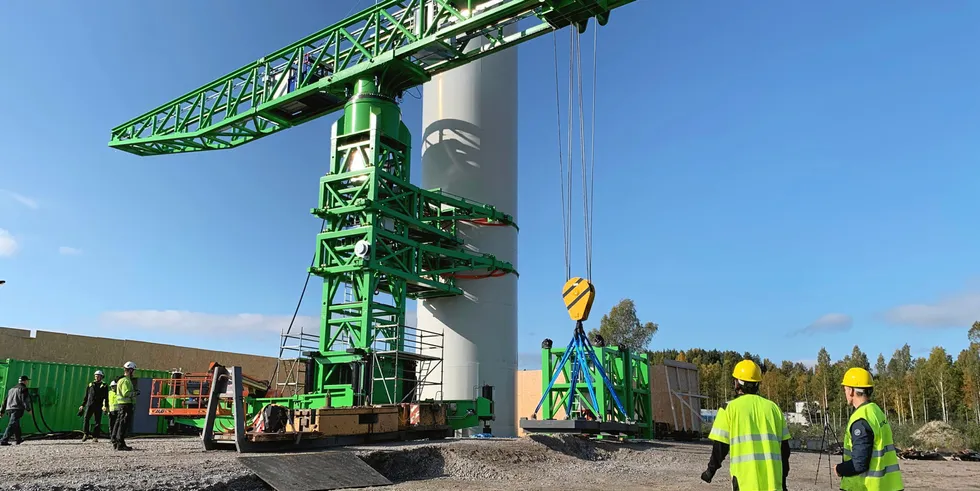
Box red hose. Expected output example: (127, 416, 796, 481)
(461, 218, 510, 227)
(441, 269, 510, 280)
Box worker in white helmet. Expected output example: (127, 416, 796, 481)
(80, 370, 109, 442)
(112, 362, 138, 451)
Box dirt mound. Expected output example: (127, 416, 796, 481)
(912, 421, 967, 451)
(359, 436, 610, 483)
(525, 434, 609, 461)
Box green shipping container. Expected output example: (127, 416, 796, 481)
(0, 358, 171, 436)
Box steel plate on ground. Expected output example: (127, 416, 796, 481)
(238, 451, 391, 491)
(519, 418, 639, 435)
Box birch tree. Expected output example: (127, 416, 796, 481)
(925, 347, 953, 423)
(888, 345, 913, 424)
(971, 322, 980, 424)
(913, 357, 929, 421)
(957, 348, 980, 424)
(813, 348, 833, 425)
(875, 354, 889, 415)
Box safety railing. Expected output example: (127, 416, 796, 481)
(149, 373, 229, 417)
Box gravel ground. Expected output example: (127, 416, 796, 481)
(0, 435, 978, 490)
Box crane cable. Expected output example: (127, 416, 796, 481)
(554, 24, 599, 281)
(553, 33, 569, 281)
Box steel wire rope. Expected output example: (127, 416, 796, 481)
(553, 32, 570, 281)
(574, 28, 599, 281)
(566, 28, 575, 282)
(556, 24, 600, 282)
(575, 31, 590, 281)
(268, 218, 324, 391)
(587, 27, 598, 281)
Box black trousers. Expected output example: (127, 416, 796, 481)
(113, 404, 133, 448)
(1, 409, 24, 443)
(83, 406, 103, 438)
(108, 410, 118, 442)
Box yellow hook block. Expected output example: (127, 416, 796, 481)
(562, 277, 595, 322)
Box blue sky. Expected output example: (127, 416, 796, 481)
(2, 1, 979, 369)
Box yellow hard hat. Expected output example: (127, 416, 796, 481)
(732, 359, 762, 383)
(841, 367, 874, 388)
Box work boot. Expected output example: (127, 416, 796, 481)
(0, 441, 9, 446)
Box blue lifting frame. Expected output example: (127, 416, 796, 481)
(531, 321, 631, 422)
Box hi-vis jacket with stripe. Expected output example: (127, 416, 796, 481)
(708, 394, 791, 491)
(840, 402, 904, 491)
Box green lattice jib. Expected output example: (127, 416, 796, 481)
(308, 78, 518, 405)
(108, 0, 639, 156)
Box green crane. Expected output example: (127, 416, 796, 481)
(108, 0, 638, 417)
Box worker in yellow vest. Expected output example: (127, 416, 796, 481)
(703, 359, 791, 490)
(836, 368, 904, 491)
(107, 380, 119, 446)
(112, 361, 138, 451)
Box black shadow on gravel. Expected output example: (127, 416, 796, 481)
(198, 475, 272, 491)
(528, 434, 668, 460)
(359, 447, 447, 482)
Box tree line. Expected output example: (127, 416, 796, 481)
(588, 299, 979, 427)
(646, 321, 980, 428)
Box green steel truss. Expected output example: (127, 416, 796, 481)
(307, 79, 516, 405)
(540, 345, 653, 438)
(107, 0, 642, 418)
(107, 0, 636, 156)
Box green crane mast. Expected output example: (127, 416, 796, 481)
(108, 0, 638, 415)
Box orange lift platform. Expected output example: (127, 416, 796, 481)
(148, 362, 270, 418)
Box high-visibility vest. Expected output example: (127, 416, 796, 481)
(116, 376, 136, 405)
(707, 394, 790, 491)
(108, 389, 119, 412)
(841, 403, 904, 491)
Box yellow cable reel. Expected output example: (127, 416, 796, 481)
(562, 277, 595, 322)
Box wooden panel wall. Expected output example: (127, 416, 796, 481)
(650, 360, 703, 433)
(515, 369, 568, 436)
(0, 327, 278, 381)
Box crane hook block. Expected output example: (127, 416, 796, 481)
(562, 277, 595, 322)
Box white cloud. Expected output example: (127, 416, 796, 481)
(2, 190, 38, 210)
(0, 229, 19, 257)
(795, 313, 853, 336)
(883, 291, 980, 329)
(58, 246, 82, 256)
(101, 310, 320, 336)
(101, 309, 420, 337)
